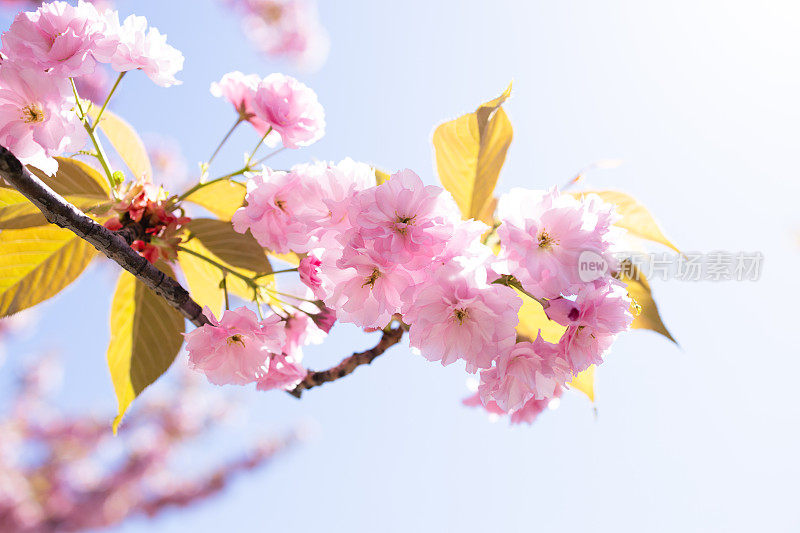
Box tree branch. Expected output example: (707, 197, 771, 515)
(288, 325, 406, 398)
(0, 147, 210, 328)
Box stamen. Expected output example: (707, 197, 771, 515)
(362, 268, 381, 288)
(538, 230, 557, 250)
(21, 104, 45, 124)
(226, 334, 246, 347)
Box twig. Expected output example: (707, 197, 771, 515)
(0, 146, 210, 328)
(288, 325, 406, 398)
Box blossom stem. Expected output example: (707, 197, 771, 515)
(176, 245, 256, 288)
(207, 118, 243, 167)
(244, 127, 273, 168)
(255, 267, 298, 279)
(253, 292, 265, 320)
(70, 78, 116, 192)
(262, 286, 316, 303)
(492, 274, 550, 309)
(176, 170, 247, 201)
(481, 221, 501, 245)
(221, 273, 230, 311)
(252, 146, 286, 167)
(89, 71, 126, 134)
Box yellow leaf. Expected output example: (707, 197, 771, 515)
(617, 259, 677, 343)
(177, 239, 227, 316)
(568, 366, 596, 402)
(0, 187, 109, 229)
(185, 219, 271, 274)
(577, 190, 680, 254)
(269, 251, 303, 266)
(183, 180, 246, 220)
(107, 262, 185, 433)
(0, 226, 96, 317)
(28, 156, 110, 197)
(177, 229, 265, 316)
(89, 107, 153, 180)
(515, 289, 566, 343)
(374, 168, 391, 185)
(432, 83, 513, 223)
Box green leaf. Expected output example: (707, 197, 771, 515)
(576, 190, 680, 254)
(183, 180, 246, 221)
(89, 107, 153, 180)
(432, 83, 513, 223)
(107, 262, 185, 433)
(617, 259, 677, 343)
(0, 226, 96, 317)
(186, 219, 271, 274)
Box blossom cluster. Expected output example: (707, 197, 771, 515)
(0, 0, 184, 174)
(185, 305, 327, 393)
(103, 177, 190, 263)
(225, 0, 329, 71)
(187, 151, 634, 423)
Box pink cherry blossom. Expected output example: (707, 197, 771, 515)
(185, 307, 285, 386)
(74, 65, 112, 104)
(310, 303, 336, 333)
(0, 63, 83, 175)
(479, 335, 569, 412)
(283, 311, 324, 355)
(548, 279, 633, 374)
(509, 389, 560, 425)
(0, 0, 113, 77)
(497, 187, 620, 299)
(256, 352, 307, 391)
(462, 392, 506, 416)
(233, 160, 374, 254)
(231, 168, 309, 253)
(289, 158, 376, 250)
(252, 73, 324, 148)
(464, 385, 562, 425)
(103, 13, 184, 87)
(345, 169, 461, 269)
(325, 240, 415, 329)
(404, 265, 522, 372)
(298, 254, 324, 299)
(210, 71, 275, 140)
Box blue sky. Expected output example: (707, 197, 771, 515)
(2, 0, 799, 531)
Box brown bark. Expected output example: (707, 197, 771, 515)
(288, 326, 405, 397)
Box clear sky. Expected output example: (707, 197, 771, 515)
(2, 0, 799, 531)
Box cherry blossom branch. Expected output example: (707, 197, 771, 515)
(0, 146, 211, 328)
(288, 324, 407, 398)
